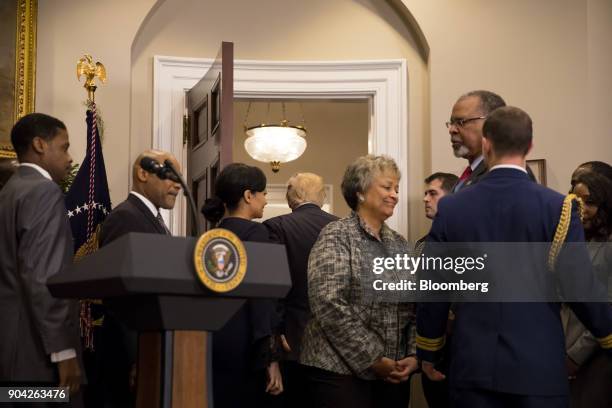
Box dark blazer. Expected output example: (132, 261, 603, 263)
(213, 217, 279, 408)
(89, 193, 167, 408)
(454, 159, 537, 192)
(263, 203, 338, 360)
(99, 193, 167, 246)
(417, 168, 612, 396)
(0, 166, 80, 382)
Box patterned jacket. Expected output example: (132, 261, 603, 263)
(300, 213, 416, 379)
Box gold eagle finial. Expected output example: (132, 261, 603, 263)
(77, 54, 107, 101)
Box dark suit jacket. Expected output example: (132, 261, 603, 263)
(99, 193, 167, 246)
(213, 217, 278, 407)
(263, 203, 338, 360)
(459, 159, 487, 191)
(0, 166, 80, 382)
(417, 168, 612, 396)
(454, 159, 536, 192)
(88, 193, 166, 407)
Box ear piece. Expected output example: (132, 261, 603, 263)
(357, 194, 365, 202)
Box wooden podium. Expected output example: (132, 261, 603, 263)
(48, 233, 291, 408)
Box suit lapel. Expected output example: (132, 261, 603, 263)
(464, 160, 487, 188)
(127, 194, 166, 235)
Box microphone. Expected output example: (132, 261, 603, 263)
(140, 157, 180, 183)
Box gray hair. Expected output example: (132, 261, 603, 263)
(459, 90, 506, 115)
(341, 155, 400, 211)
(286, 172, 326, 209)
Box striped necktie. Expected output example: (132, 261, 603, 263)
(459, 165, 473, 182)
(156, 211, 171, 235)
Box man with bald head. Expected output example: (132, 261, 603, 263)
(100, 150, 182, 242)
(264, 172, 338, 408)
(86, 150, 181, 407)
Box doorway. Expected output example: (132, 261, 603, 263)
(153, 57, 408, 236)
(234, 98, 369, 220)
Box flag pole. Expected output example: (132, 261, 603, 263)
(74, 54, 108, 350)
(76, 54, 106, 103)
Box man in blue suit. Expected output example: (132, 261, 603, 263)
(417, 106, 612, 407)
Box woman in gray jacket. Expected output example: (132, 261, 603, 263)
(300, 155, 417, 408)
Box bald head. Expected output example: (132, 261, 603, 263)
(132, 150, 182, 210)
(286, 172, 326, 210)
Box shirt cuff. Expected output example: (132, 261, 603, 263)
(50, 348, 76, 363)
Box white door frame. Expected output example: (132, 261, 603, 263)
(153, 56, 408, 237)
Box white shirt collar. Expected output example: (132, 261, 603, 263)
(470, 155, 484, 171)
(130, 191, 158, 217)
(19, 163, 52, 181)
(490, 164, 528, 174)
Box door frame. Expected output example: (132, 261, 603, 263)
(153, 56, 408, 237)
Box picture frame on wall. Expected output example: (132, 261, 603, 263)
(527, 159, 547, 186)
(0, 0, 37, 160)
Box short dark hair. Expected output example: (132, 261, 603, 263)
(10, 113, 67, 158)
(577, 161, 612, 182)
(482, 106, 532, 157)
(573, 171, 612, 240)
(201, 163, 267, 224)
(424, 172, 459, 193)
(460, 90, 506, 115)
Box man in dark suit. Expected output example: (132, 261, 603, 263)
(417, 106, 612, 407)
(264, 172, 338, 408)
(99, 150, 181, 244)
(0, 113, 82, 400)
(447, 90, 506, 192)
(84, 150, 181, 407)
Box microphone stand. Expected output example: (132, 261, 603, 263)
(163, 160, 200, 236)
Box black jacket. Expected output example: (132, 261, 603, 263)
(264, 203, 338, 360)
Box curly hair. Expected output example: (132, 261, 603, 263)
(574, 171, 612, 240)
(341, 155, 400, 211)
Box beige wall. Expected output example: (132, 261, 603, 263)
(36, 0, 612, 241)
(36, 0, 156, 204)
(233, 100, 369, 219)
(404, 0, 612, 195)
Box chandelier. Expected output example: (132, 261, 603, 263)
(244, 101, 307, 172)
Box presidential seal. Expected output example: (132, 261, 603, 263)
(193, 228, 247, 292)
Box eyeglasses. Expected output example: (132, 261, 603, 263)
(445, 116, 486, 129)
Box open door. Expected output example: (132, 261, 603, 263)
(136, 42, 234, 408)
(186, 41, 234, 234)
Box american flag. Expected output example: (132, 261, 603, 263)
(64, 104, 111, 349)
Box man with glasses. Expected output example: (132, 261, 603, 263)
(446, 90, 506, 192)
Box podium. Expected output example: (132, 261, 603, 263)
(48, 233, 291, 408)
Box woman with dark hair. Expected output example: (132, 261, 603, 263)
(563, 171, 612, 408)
(201, 163, 283, 407)
(569, 160, 612, 191)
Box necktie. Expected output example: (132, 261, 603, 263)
(459, 165, 473, 182)
(156, 211, 171, 235)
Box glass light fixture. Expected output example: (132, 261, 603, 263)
(243, 102, 307, 172)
